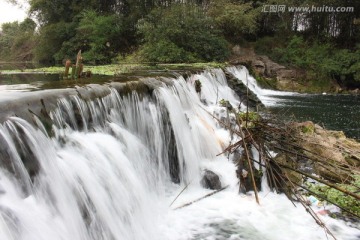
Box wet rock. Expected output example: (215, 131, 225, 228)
(235, 147, 262, 194)
(200, 170, 222, 190)
(224, 71, 262, 110)
(253, 60, 266, 75)
(349, 88, 359, 94)
(229, 47, 309, 91)
(274, 153, 302, 187)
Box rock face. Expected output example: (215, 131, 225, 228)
(290, 121, 360, 183)
(225, 71, 262, 110)
(200, 170, 222, 190)
(272, 153, 302, 198)
(229, 46, 306, 90)
(234, 148, 262, 194)
(230, 46, 289, 77)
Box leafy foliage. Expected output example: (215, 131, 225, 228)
(34, 21, 77, 63)
(208, 0, 259, 42)
(137, 4, 229, 63)
(0, 18, 36, 61)
(307, 175, 360, 216)
(76, 10, 125, 63)
(273, 36, 360, 86)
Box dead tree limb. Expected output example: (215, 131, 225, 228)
(174, 185, 229, 210)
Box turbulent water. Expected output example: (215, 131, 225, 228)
(228, 66, 360, 140)
(227, 66, 298, 107)
(0, 68, 359, 240)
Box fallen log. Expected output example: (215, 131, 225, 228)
(174, 185, 229, 210)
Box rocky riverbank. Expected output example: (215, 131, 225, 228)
(229, 46, 359, 94)
(272, 120, 360, 220)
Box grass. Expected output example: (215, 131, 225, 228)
(0, 62, 229, 76)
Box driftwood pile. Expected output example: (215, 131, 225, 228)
(212, 103, 359, 240)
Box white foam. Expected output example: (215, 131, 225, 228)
(227, 66, 302, 107)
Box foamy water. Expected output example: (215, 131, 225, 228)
(226, 66, 302, 107)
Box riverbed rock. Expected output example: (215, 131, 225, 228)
(230, 47, 290, 79)
(235, 147, 262, 193)
(349, 88, 359, 94)
(290, 121, 360, 183)
(225, 71, 262, 110)
(229, 47, 309, 91)
(200, 170, 222, 190)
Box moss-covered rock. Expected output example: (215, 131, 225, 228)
(292, 121, 315, 134)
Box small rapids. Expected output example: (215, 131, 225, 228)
(226, 66, 300, 107)
(227, 65, 360, 139)
(0, 69, 358, 240)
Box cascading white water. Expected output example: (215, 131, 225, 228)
(227, 65, 300, 107)
(0, 69, 359, 240)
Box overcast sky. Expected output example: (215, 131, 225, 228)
(0, 0, 29, 28)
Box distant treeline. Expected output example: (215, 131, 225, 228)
(0, 0, 359, 86)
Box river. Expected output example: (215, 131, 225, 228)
(227, 66, 360, 140)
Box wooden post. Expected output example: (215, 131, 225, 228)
(71, 65, 76, 79)
(64, 59, 71, 79)
(78, 64, 84, 78)
(75, 50, 82, 79)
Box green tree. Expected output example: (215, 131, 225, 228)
(29, 0, 131, 62)
(33, 21, 77, 63)
(0, 18, 36, 61)
(208, 0, 260, 42)
(137, 4, 229, 63)
(75, 10, 126, 63)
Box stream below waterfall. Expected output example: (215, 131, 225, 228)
(227, 66, 360, 140)
(0, 68, 359, 240)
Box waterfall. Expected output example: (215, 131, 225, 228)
(227, 65, 299, 107)
(0, 69, 358, 240)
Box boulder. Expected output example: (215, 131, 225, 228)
(200, 170, 222, 190)
(229, 47, 308, 91)
(258, 55, 286, 77)
(253, 60, 266, 75)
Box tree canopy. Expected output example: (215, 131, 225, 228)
(0, 0, 359, 86)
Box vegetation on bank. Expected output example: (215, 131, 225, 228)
(255, 35, 360, 90)
(0, 62, 228, 76)
(307, 175, 360, 216)
(0, 0, 359, 88)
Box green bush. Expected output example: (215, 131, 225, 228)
(238, 112, 260, 122)
(272, 36, 360, 87)
(139, 40, 198, 63)
(34, 21, 77, 63)
(208, 0, 259, 42)
(307, 175, 360, 216)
